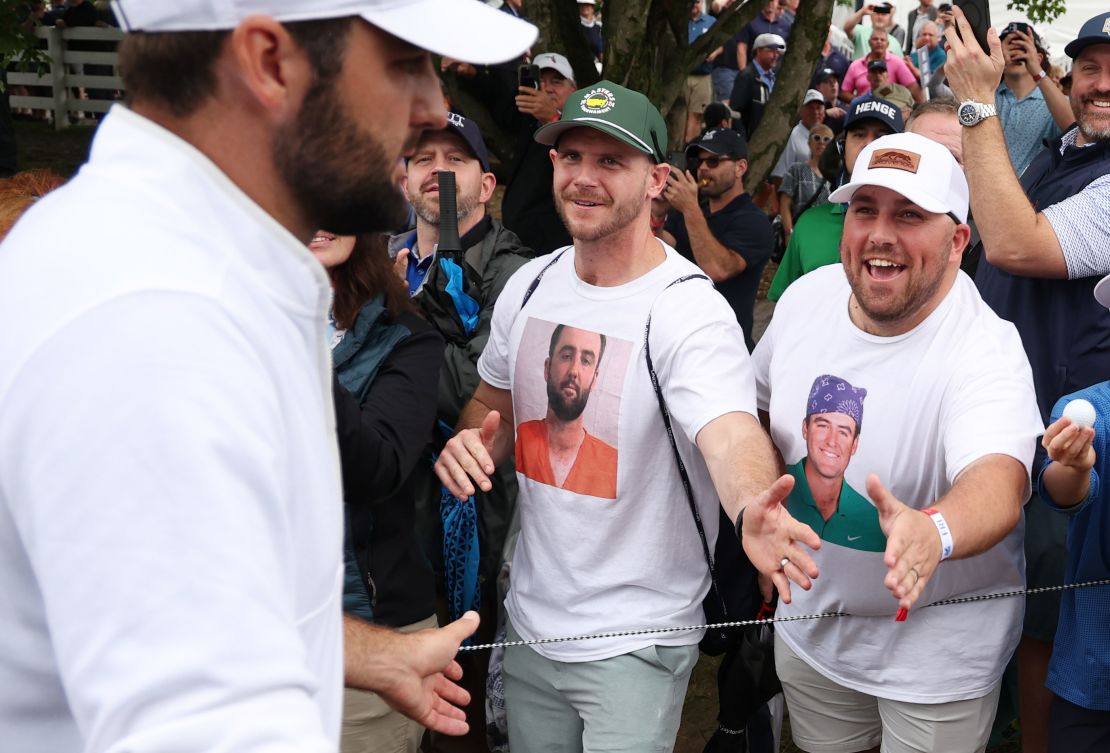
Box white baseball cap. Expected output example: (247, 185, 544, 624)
(802, 88, 825, 106)
(533, 52, 575, 84)
(110, 0, 537, 65)
(1096, 274, 1110, 310)
(753, 33, 786, 50)
(828, 132, 969, 223)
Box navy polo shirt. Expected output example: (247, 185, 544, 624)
(663, 193, 774, 350)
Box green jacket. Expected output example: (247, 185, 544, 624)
(767, 203, 845, 302)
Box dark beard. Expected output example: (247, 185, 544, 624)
(274, 76, 407, 235)
(546, 378, 591, 422)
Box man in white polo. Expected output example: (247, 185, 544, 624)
(0, 2, 534, 751)
(751, 132, 1042, 752)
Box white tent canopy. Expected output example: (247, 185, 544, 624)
(990, 0, 1103, 66)
(831, 2, 1105, 68)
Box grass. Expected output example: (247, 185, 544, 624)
(13, 117, 97, 177)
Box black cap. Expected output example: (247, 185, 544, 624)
(814, 67, 838, 82)
(702, 102, 741, 125)
(867, 59, 888, 72)
(843, 94, 904, 134)
(1065, 12, 1110, 58)
(685, 128, 749, 159)
(443, 112, 491, 171)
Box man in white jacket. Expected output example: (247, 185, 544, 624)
(0, 2, 535, 752)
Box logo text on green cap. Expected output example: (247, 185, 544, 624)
(581, 87, 616, 115)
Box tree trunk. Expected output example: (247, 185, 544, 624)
(744, 0, 835, 193)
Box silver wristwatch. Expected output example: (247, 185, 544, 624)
(957, 100, 998, 127)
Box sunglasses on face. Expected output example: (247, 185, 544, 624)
(810, 135, 832, 143)
(696, 156, 737, 168)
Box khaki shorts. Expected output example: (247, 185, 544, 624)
(775, 633, 1001, 753)
(684, 73, 713, 115)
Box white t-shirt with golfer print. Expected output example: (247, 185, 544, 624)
(478, 243, 754, 662)
(752, 264, 1043, 703)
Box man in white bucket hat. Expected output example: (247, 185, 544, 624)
(0, 1, 535, 752)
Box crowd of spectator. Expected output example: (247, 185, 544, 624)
(1, 3, 1109, 753)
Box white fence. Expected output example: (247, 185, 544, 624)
(6, 26, 125, 129)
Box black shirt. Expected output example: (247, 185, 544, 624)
(663, 193, 774, 351)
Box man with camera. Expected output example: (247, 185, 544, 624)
(844, 3, 905, 59)
(995, 22, 1073, 176)
(660, 128, 774, 350)
(502, 52, 577, 255)
(945, 10, 1110, 751)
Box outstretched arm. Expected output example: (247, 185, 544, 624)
(697, 412, 821, 603)
(943, 7, 1068, 278)
(868, 453, 1026, 611)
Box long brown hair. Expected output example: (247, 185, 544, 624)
(329, 233, 414, 330)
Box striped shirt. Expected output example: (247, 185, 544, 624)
(1040, 129, 1110, 280)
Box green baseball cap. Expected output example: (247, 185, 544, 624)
(534, 81, 668, 163)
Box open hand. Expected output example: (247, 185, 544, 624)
(740, 474, 821, 604)
(379, 612, 480, 736)
(868, 474, 941, 613)
(434, 411, 502, 500)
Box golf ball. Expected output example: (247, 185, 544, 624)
(1063, 398, 1097, 429)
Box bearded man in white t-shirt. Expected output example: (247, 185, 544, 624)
(751, 132, 1043, 753)
(435, 80, 818, 753)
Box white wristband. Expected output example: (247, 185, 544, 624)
(922, 507, 953, 561)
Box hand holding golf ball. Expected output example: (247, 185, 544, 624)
(1042, 399, 1097, 471)
(1063, 398, 1097, 429)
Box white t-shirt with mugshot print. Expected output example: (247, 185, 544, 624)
(752, 263, 1043, 703)
(478, 243, 756, 662)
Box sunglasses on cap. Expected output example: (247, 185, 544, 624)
(810, 134, 832, 143)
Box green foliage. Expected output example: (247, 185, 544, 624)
(1006, 0, 1066, 26)
(0, 1, 49, 88)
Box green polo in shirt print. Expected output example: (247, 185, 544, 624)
(785, 374, 886, 552)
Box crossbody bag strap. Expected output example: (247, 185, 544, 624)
(519, 247, 570, 311)
(643, 273, 728, 618)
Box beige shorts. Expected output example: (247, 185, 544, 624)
(775, 633, 1001, 753)
(684, 73, 713, 115)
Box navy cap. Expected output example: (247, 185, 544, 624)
(1065, 12, 1110, 58)
(443, 112, 491, 171)
(813, 67, 838, 83)
(867, 59, 888, 72)
(844, 94, 904, 134)
(685, 128, 749, 160)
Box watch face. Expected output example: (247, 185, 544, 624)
(958, 102, 979, 126)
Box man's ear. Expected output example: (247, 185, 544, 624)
(646, 161, 671, 199)
(735, 158, 749, 180)
(225, 16, 314, 122)
(479, 171, 497, 204)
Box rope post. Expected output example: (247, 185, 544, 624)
(44, 27, 69, 131)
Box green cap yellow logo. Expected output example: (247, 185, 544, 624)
(581, 87, 615, 114)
